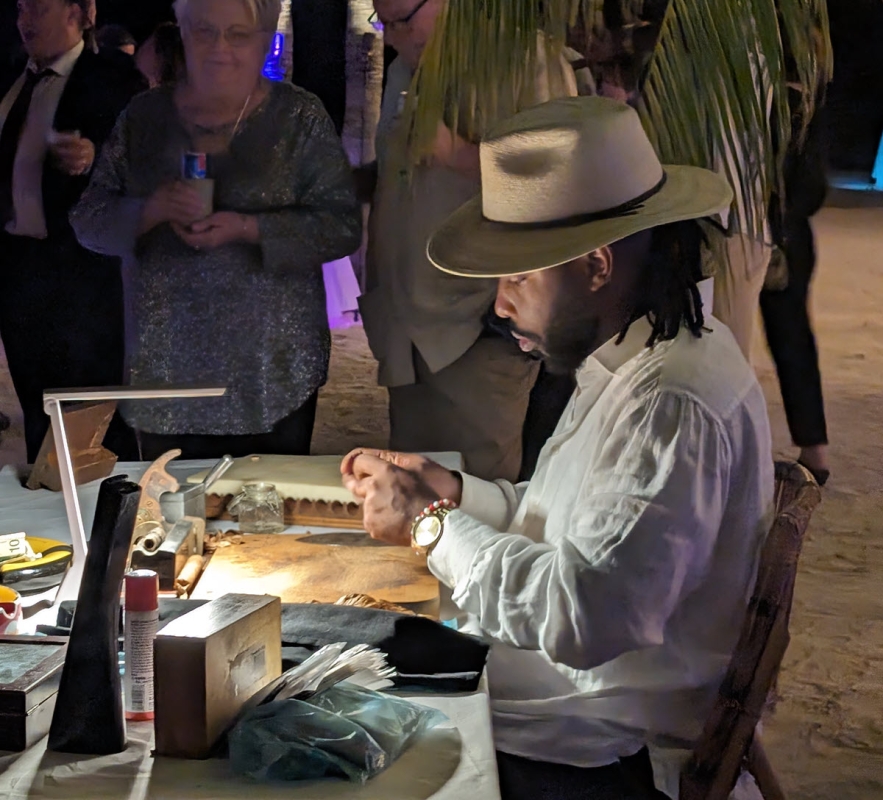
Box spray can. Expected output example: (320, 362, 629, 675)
(124, 569, 159, 721)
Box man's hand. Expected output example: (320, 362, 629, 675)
(341, 451, 459, 546)
(140, 182, 206, 234)
(171, 212, 258, 250)
(49, 132, 95, 176)
(341, 449, 462, 504)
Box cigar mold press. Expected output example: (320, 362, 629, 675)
(42, 385, 226, 604)
(130, 451, 233, 591)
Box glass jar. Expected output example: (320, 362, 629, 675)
(228, 482, 285, 534)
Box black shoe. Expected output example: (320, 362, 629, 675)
(799, 459, 830, 487)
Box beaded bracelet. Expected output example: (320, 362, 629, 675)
(413, 497, 458, 523)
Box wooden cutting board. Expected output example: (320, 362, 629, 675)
(191, 533, 439, 616)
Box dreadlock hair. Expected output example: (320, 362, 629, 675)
(617, 218, 709, 348)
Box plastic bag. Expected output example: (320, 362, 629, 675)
(229, 682, 447, 783)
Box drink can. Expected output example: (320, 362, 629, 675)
(182, 151, 208, 180)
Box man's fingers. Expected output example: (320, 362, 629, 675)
(349, 453, 392, 481)
(341, 449, 364, 477)
(341, 470, 367, 499)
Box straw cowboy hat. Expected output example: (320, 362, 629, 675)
(427, 95, 733, 278)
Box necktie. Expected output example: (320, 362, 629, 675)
(0, 68, 52, 225)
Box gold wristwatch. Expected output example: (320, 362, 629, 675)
(411, 499, 457, 556)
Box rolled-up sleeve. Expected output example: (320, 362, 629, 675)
(429, 390, 731, 671)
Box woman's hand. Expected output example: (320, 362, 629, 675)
(140, 182, 205, 234)
(171, 212, 259, 250)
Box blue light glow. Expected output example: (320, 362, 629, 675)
(262, 33, 286, 81)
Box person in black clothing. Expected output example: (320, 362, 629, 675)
(0, 0, 146, 463)
(760, 83, 831, 485)
(96, 24, 137, 55)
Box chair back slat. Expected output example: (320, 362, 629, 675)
(679, 461, 821, 800)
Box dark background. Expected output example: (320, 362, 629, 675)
(1, 0, 881, 171)
(1, 0, 348, 133)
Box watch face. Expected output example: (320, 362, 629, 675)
(413, 515, 442, 549)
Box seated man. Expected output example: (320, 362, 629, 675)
(342, 96, 774, 800)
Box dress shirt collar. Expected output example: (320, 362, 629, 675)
(578, 277, 716, 382)
(582, 315, 655, 381)
(27, 39, 84, 79)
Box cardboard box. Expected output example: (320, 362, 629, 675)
(153, 594, 281, 759)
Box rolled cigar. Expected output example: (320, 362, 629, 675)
(175, 555, 205, 598)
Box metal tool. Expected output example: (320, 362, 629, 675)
(160, 454, 233, 525)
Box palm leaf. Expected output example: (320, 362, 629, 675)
(401, 0, 831, 242)
(638, 0, 832, 238)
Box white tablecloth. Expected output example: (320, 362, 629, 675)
(0, 453, 465, 548)
(0, 680, 500, 800)
(0, 455, 498, 799)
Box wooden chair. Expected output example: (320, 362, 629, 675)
(679, 461, 822, 800)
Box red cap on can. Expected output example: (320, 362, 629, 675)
(125, 570, 159, 612)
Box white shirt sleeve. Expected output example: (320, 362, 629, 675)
(428, 389, 732, 671)
(456, 472, 527, 531)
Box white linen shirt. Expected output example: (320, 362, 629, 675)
(0, 40, 84, 239)
(428, 314, 774, 795)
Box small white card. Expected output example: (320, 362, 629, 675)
(0, 531, 28, 561)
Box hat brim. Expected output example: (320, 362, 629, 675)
(427, 165, 733, 278)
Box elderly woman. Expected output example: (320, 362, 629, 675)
(71, 0, 362, 460)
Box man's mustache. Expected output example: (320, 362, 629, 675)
(506, 321, 542, 345)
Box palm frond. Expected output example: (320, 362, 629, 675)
(402, 1, 572, 160)
(401, 0, 831, 241)
(639, 0, 832, 238)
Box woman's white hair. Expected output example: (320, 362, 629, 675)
(173, 0, 282, 33)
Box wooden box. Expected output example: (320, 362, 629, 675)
(153, 594, 282, 759)
(0, 636, 68, 752)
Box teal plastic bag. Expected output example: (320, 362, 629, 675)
(229, 683, 446, 783)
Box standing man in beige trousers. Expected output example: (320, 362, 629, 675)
(357, 0, 576, 482)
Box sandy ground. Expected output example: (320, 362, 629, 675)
(1, 200, 881, 796)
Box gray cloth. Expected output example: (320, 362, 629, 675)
(71, 83, 362, 435)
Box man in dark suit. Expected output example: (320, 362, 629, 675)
(0, 0, 146, 463)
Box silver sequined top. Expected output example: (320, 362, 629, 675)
(71, 83, 362, 435)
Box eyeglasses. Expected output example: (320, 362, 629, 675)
(368, 0, 432, 33)
(186, 21, 265, 48)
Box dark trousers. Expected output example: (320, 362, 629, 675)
(496, 748, 669, 800)
(759, 216, 828, 447)
(0, 231, 136, 463)
(760, 90, 829, 449)
(138, 392, 319, 461)
(520, 365, 576, 481)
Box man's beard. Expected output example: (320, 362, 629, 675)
(541, 304, 601, 375)
(509, 290, 602, 376)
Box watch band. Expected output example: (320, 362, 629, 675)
(411, 498, 458, 555)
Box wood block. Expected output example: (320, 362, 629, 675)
(26, 402, 117, 491)
(192, 533, 439, 616)
(153, 594, 282, 759)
